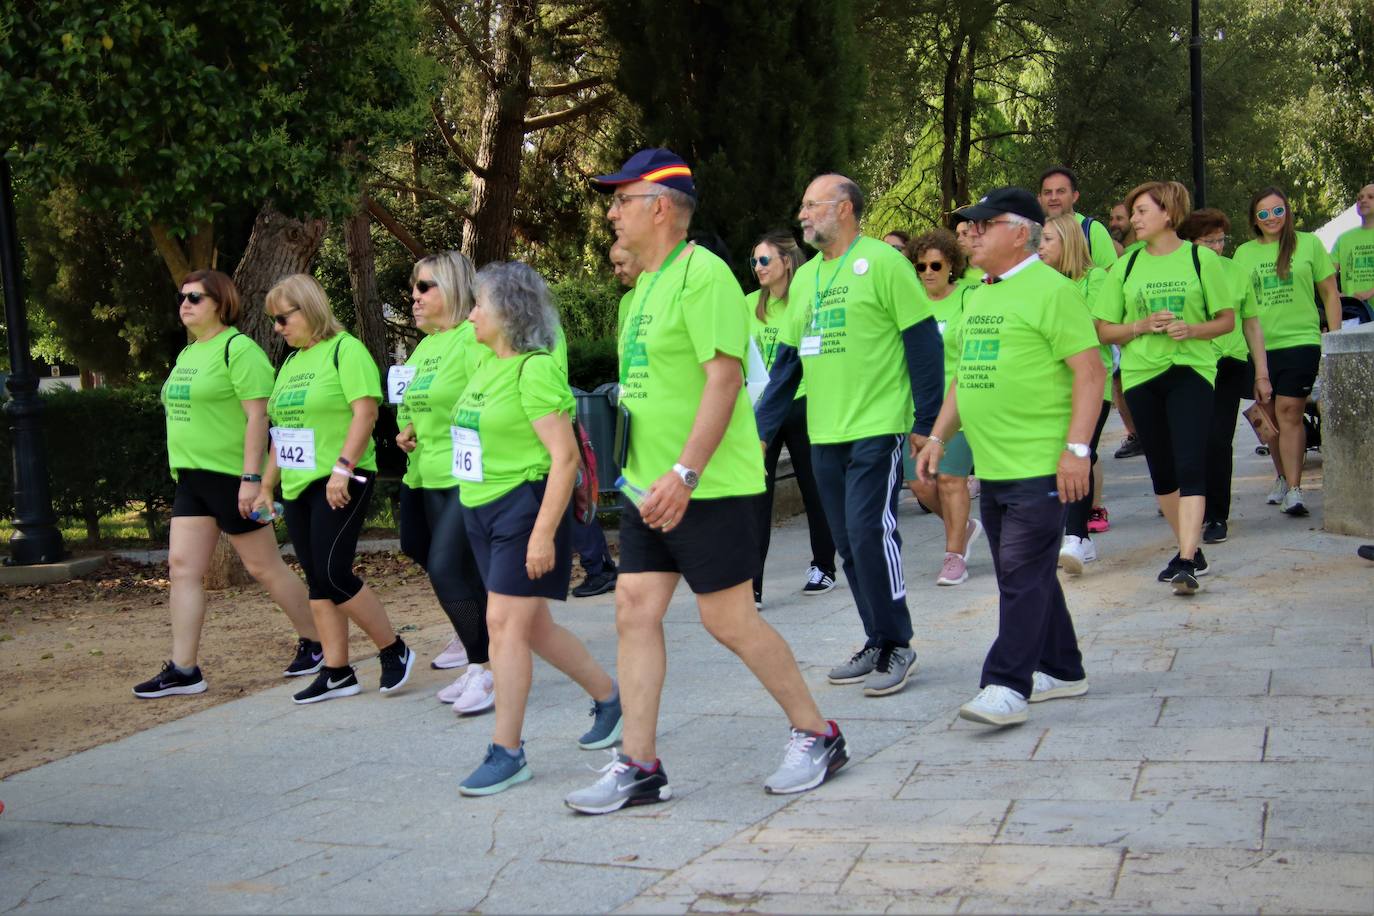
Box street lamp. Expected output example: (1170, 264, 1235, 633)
(1190, 0, 1207, 208)
(0, 157, 65, 565)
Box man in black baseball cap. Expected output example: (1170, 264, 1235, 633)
(956, 186, 1046, 226)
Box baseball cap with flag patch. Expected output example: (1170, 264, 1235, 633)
(591, 148, 696, 199)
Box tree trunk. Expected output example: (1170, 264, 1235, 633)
(233, 205, 329, 362)
(343, 206, 388, 372)
(462, 0, 536, 266)
(203, 531, 252, 590)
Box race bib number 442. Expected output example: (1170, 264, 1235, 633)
(270, 427, 316, 470)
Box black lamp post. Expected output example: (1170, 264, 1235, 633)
(1190, 0, 1207, 208)
(1, 157, 65, 565)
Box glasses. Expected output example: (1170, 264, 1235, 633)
(916, 260, 945, 273)
(1255, 206, 1286, 220)
(413, 279, 439, 294)
(971, 217, 1017, 234)
(799, 199, 841, 213)
(273, 306, 301, 327)
(610, 192, 661, 209)
(749, 255, 774, 269)
(176, 291, 212, 305)
(1197, 234, 1231, 248)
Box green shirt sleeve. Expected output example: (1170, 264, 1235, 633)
(228, 334, 275, 401)
(1304, 232, 1336, 284)
(519, 353, 574, 423)
(1197, 246, 1234, 320)
(879, 247, 931, 332)
(1087, 216, 1119, 269)
(684, 258, 748, 364)
(1091, 263, 1127, 324)
(336, 335, 383, 404)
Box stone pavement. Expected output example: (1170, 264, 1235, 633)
(1, 417, 1371, 914)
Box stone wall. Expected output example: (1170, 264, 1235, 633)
(1319, 324, 1374, 537)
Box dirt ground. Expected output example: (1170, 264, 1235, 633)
(0, 551, 576, 780)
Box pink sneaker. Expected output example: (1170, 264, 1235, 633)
(1087, 507, 1110, 534)
(452, 666, 495, 715)
(431, 636, 469, 670)
(936, 552, 968, 586)
(436, 668, 473, 704)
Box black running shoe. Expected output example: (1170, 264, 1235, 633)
(572, 569, 617, 598)
(1202, 520, 1228, 544)
(133, 661, 207, 698)
(283, 638, 324, 678)
(293, 666, 361, 704)
(1114, 435, 1144, 459)
(1192, 548, 1210, 576)
(378, 639, 415, 694)
(1171, 560, 1201, 595)
(1360, 545, 1374, 562)
(1156, 552, 1182, 582)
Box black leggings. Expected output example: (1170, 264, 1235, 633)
(1064, 399, 1112, 538)
(1124, 365, 1214, 497)
(283, 474, 374, 604)
(754, 397, 836, 593)
(399, 484, 489, 665)
(1205, 357, 1252, 523)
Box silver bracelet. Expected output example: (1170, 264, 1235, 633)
(928, 434, 946, 448)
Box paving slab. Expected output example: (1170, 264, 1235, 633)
(1, 418, 1371, 913)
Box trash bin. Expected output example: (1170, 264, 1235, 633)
(574, 385, 621, 509)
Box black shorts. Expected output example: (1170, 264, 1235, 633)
(462, 479, 572, 601)
(1266, 345, 1320, 399)
(171, 469, 262, 536)
(619, 493, 759, 594)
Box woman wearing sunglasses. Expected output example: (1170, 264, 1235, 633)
(254, 274, 414, 703)
(134, 270, 321, 698)
(904, 228, 981, 586)
(1039, 215, 1115, 575)
(748, 231, 837, 606)
(1231, 186, 1342, 517)
(1093, 182, 1235, 595)
(392, 251, 497, 713)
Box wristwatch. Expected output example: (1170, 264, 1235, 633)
(672, 463, 700, 490)
(1065, 442, 1091, 459)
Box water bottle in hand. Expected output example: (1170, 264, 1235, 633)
(616, 476, 647, 508)
(250, 501, 284, 523)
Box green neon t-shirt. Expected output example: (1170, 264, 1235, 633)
(1333, 226, 1374, 296)
(957, 260, 1100, 481)
(1211, 256, 1259, 363)
(162, 330, 275, 478)
(779, 236, 933, 444)
(267, 332, 382, 500)
(1077, 213, 1120, 269)
(1093, 242, 1232, 390)
(961, 267, 985, 287)
(1076, 268, 1114, 401)
(452, 350, 573, 508)
(1232, 231, 1334, 350)
(931, 283, 975, 391)
(618, 244, 765, 499)
(397, 322, 485, 490)
(746, 290, 805, 399)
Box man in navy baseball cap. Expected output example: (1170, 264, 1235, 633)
(591, 148, 697, 199)
(956, 186, 1046, 225)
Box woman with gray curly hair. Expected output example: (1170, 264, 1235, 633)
(453, 262, 621, 797)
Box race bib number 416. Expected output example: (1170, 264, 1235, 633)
(270, 427, 316, 470)
(450, 426, 483, 482)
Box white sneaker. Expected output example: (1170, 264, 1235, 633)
(1281, 487, 1308, 517)
(1029, 671, 1089, 703)
(1059, 535, 1087, 575)
(436, 666, 474, 704)
(1266, 477, 1289, 505)
(958, 684, 1028, 726)
(1081, 537, 1098, 564)
(431, 636, 469, 670)
(962, 517, 984, 560)
(452, 666, 494, 715)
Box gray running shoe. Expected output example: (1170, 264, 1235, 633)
(565, 752, 671, 815)
(863, 644, 916, 697)
(827, 646, 880, 684)
(763, 722, 849, 794)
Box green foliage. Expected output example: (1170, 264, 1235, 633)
(0, 385, 173, 540)
(567, 337, 618, 392)
(551, 275, 621, 344)
(605, 0, 866, 275)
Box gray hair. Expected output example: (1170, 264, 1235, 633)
(411, 250, 476, 323)
(659, 186, 697, 229)
(475, 261, 561, 353)
(1005, 213, 1043, 252)
(816, 173, 866, 221)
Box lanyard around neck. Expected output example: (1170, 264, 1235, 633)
(619, 239, 689, 387)
(809, 235, 861, 330)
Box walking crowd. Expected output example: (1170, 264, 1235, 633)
(133, 146, 1372, 811)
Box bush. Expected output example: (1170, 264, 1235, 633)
(551, 275, 621, 344)
(568, 337, 618, 392)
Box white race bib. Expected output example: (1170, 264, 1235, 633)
(270, 427, 316, 470)
(450, 426, 483, 482)
(387, 365, 417, 405)
(799, 335, 822, 357)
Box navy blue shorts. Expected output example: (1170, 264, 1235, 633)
(461, 479, 572, 600)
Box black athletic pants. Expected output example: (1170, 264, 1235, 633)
(1123, 365, 1213, 497)
(283, 474, 373, 605)
(398, 484, 489, 664)
(1204, 357, 1251, 524)
(1064, 399, 1112, 539)
(754, 397, 836, 596)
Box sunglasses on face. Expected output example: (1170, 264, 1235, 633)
(176, 291, 211, 305)
(916, 261, 945, 273)
(749, 255, 774, 269)
(413, 279, 439, 294)
(273, 306, 301, 327)
(1256, 206, 1285, 220)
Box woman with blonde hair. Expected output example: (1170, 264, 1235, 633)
(253, 274, 413, 703)
(748, 230, 837, 605)
(1092, 182, 1235, 595)
(1040, 214, 1114, 574)
(134, 270, 320, 698)
(394, 251, 496, 712)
